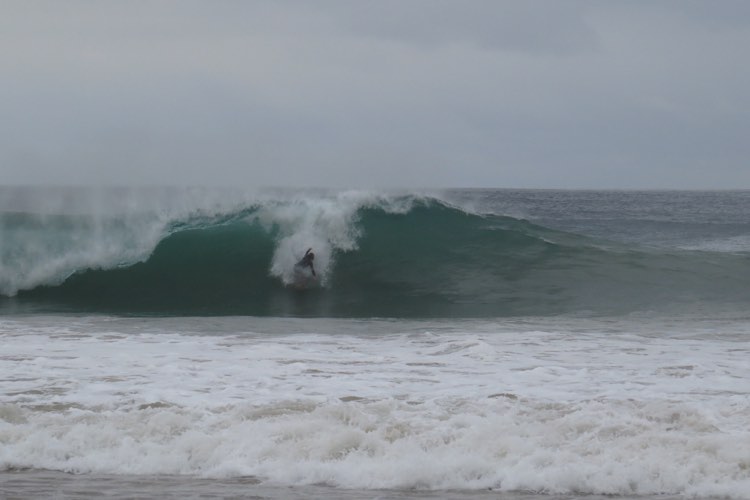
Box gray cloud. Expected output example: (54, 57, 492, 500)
(315, 1, 598, 54)
(1, 1, 749, 189)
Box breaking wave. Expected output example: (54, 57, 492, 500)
(1, 189, 748, 317)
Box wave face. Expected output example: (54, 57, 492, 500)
(2, 188, 749, 317)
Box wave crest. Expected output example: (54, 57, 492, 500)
(2, 189, 748, 317)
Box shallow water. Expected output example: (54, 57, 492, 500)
(1, 315, 748, 498)
(0, 470, 687, 500)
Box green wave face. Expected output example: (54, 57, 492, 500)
(4, 198, 749, 317)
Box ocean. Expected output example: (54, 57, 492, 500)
(1, 187, 749, 499)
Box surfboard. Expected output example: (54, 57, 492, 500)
(291, 265, 317, 290)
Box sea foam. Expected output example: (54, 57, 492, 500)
(1, 317, 748, 497)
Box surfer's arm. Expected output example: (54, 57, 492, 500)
(311, 264, 316, 277)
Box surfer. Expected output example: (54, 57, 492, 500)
(296, 248, 316, 277)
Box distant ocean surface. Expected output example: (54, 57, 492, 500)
(1, 187, 749, 499)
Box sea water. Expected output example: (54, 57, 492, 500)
(1, 188, 749, 499)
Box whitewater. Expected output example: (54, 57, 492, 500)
(2, 187, 748, 317)
(1, 187, 749, 499)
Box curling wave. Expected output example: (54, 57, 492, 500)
(1, 190, 748, 317)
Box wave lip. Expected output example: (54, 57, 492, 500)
(0, 211, 167, 296)
(2, 188, 750, 317)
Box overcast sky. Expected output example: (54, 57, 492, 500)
(1, 1, 749, 189)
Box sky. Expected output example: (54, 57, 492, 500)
(1, 0, 749, 189)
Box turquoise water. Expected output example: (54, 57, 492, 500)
(2, 188, 749, 317)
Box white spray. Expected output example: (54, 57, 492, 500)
(0, 187, 258, 296)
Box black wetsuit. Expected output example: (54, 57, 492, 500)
(297, 250, 316, 276)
